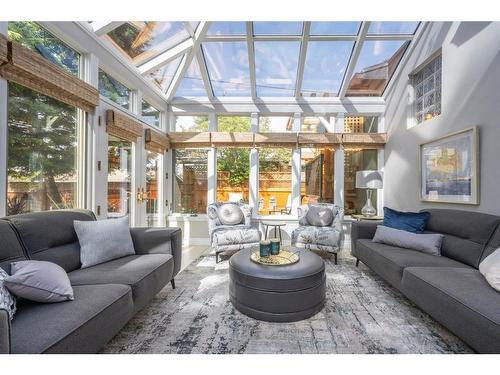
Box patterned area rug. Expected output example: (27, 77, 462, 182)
(102, 249, 472, 354)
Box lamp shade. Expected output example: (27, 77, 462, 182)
(355, 170, 383, 189)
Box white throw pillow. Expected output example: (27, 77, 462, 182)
(217, 203, 244, 225)
(479, 248, 500, 292)
(372, 225, 443, 256)
(74, 216, 136, 269)
(0, 268, 16, 319)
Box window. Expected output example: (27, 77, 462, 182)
(301, 147, 334, 204)
(301, 116, 329, 133)
(207, 22, 246, 35)
(8, 22, 80, 76)
(146, 151, 161, 227)
(344, 149, 378, 215)
(7, 83, 79, 215)
(310, 22, 360, 35)
(217, 148, 250, 203)
(258, 148, 292, 215)
(147, 55, 182, 92)
(175, 116, 208, 132)
(217, 116, 251, 132)
(173, 149, 208, 214)
(412, 54, 442, 124)
(259, 116, 293, 132)
(253, 22, 303, 35)
(107, 136, 132, 218)
(98, 69, 131, 110)
(142, 100, 161, 128)
(176, 59, 206, 97)
(344, 116, 379, 133)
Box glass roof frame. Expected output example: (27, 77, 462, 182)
(91, 21, 422, 102)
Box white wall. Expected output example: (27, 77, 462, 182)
(384, 22, 500, 215)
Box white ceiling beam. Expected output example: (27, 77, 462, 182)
(338, 21, 371, 99)
(184, 22, 196, 38)
(294, 22, 310, 98)
(365, 34, 414, 41)
(138, 38, 194, 75)
(203, 34, 414, 42)
(166, 22, 211, 101)
(91, 22, 124, 36)
(196, 46, 214, 99)
(246, 22, 257, 99)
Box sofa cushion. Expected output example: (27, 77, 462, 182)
(217, 203, 244, 225)
(5, 209, 95, 272)
(481, 224, 500, 262)
(74, 216, 135, 268)
(293, 226, 341, 249)
(373, 225, 443, 256)
(10, 284, 133, 353)
(356, 239, 470, 290)
(479, 248, 500, 292)
(384, 207, 430, 233)
(68, 254, 173, 312)
(401, 267, 500, 353)
(0, 220, 28, 273)
(423, 209, 500, 268)
(212, 226, 260, 247)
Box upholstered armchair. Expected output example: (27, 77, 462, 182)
(291, 203, 344, 264)
(207, 202, 261, 263)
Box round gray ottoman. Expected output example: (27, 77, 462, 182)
(229, 248, 325, 322)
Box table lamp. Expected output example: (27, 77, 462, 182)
(355, 170, 383, 217)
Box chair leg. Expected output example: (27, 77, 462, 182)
(171, 279, 176, 289)
(216, 252, 219, 264)
(334, 253, 338, 265)
(356, 258, 360, 267)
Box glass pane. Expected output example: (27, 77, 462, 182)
(146, 151, 161, 227)
(259, 116, 293, 132)
(141, 100, 161, 128)
(7, 83, 78, 215)
(173, 149, 209, 214)
(301, 41, 353, 97)
(107, 136, 132, 219)
(310, 22, 360, 35)
(301, 147, 334, 204)
(217, 116, 251, 132)
(203, 42, 251, 96)
(253, 22, 303, 35)
(106, 22, 190, 65)
(146, 55, 182, 92)
(207, 22, 246, 35)
(346, 40, 409, 96)
(368, 22, 419, 35)
(254, 41, 300, 96)
(8, 22, 80, 76)
(302, 116, 329, 133)
(175, 116, 209, 132)
(344, 116, 379, 133)
(175, 59, 207, 97)
(98, 69, 131, 109)
(189, 22, 200, 32)
(344, 150, 378, 215)
(258, 148, 293, 215)
(217, 148, 250, 203)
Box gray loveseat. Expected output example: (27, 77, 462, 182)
(351, 208, 500, 353)
(0, 209, 182, 354)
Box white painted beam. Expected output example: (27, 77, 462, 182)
(333, 113, 345, 209)
(166, 22, 211, 101)
(339, 22, 371, 99)
(291, 113, 302, 216)
(138, 38, 194, 75)
(207, 113, 217, 205)
(295, 22, 310, 98)
(196, 46, 214, 99)
(246, 22, 257, 99)
(92, 22, 125, 36)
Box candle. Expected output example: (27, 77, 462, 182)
(270, 238, 280, 255)
(259, 240, 271, 257)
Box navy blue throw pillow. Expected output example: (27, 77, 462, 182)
(383, 207, 430, 233)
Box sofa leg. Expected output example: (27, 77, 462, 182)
(171, 279, 176, 289)
(334, 253, 338, 265)
(356, 259, 360, 267)
(216, 252, 219, 264)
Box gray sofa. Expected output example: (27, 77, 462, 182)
(351, 208, 500, 353)
(0, 209, 182, 354)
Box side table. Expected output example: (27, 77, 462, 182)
(261, 221, 287, 244)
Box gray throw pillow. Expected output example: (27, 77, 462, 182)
(306, 205, 334, 227)
(74, 216, 136, 269)
(218, 203, 244, 225)
(0, 268, 16, 320)
(4, 261, 74, 303)
(479, 247, 500, 292)
(373, 225, 443, 256)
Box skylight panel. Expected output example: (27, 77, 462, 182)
(254, 41, 301, 96)
(253, 22, 303, 35)
(146, 55, 183, 92)
(368, 22, 419, 34)
(106, 22, 190, 65)
(175, 59, 207, 97)
(310, 22, 361, 35)
(207, 22, 246, 35)
(202, 42, 251, 97)
(301, 41, 354, 97)
(346, 40, 410, 96)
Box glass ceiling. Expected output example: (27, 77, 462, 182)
(92, 21, 421, 100)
